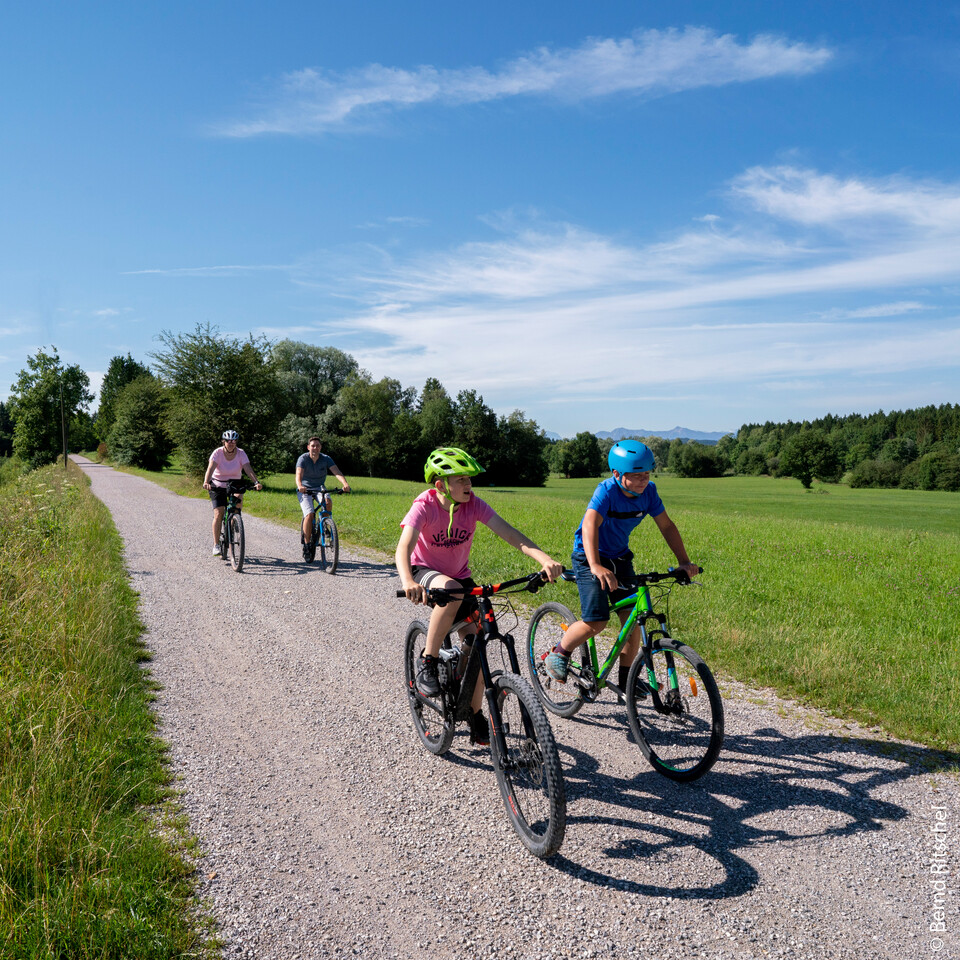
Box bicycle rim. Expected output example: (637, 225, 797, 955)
(626, 641, 723, 782)
(322, 517, 338, 575)
(526, 602, 587, 718)
(404, 621, 454, 755)
(229, 515, 245, 572)
(490, 673, 566, 858)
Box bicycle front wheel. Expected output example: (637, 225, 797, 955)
(404, 621, 455, 756)
(319, 516, 338, 574)
(490, 673, 566, 858)
(625, 640, 723, 782)
(228, 514, 245, 572)
(526, 602, 587, 718)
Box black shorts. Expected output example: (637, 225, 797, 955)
(208, 486, 230, 509)
(411, 567, 478, 623)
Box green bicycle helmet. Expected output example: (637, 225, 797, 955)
(424, 447, 485, 536)
(424, 447, 485, 484)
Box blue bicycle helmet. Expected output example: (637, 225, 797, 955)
(608, 440, 655, 476)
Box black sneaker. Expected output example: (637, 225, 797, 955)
(416, 655, 441, 697)
(468, 710, 490, 746)
(302, 542, 312, 562)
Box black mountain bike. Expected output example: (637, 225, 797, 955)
(302, 488, 343, 573)
(218, 479, 257, 573)
(398, 573, 567, 858)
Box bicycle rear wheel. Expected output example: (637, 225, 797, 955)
(625, 640, 723, 782)
(526, 602, 587, 718)
(229, 514, 245, 572)
(318, 516, 338, 574)
(490, 673, 566, 858)
(404, 621, 455, 755)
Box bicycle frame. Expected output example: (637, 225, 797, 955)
(305, 488, 341, 535)
(407, 578, 542, 769)
(572, 575, 681, 702)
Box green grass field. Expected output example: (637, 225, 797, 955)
(0, 463, 214, 958)
(115, 462, 960, 753)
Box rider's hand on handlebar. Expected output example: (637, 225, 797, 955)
(591, 565, 619, 593)
(675, 562, 700, 580)
(401, 581, 427, 605)
(539, 559, 563, 583)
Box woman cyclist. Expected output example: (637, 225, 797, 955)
(202, 430, 262, 557)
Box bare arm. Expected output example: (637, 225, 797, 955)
(328, 464, 351, 493)
(295, 465, 305, 493)
(395, 524, 427, 603)
(241, 461, 262, 489)
(202, 458, 215, 489)
(484, 514, 562, 581)
(581, 508, 618, 592)
(653, 511, 698, 576)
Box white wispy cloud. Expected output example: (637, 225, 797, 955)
(327, 166, 960, 409)
(733, 166, 960, 232)
(212, 28, 833, 136)
(123, 264, 291, 277)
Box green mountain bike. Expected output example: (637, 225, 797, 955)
(527, 568, 723, 782)
(218, 479, 257, 573)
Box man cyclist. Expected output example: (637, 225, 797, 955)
(296, 437, 350, 561)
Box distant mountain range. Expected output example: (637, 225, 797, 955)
(545, 426, 732, 443)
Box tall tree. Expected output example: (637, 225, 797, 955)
(417, 378, 455, 451)
(488, 411, 550, 486)
(452, 390, 499, 468)
(151, 325, 286, 477)
(270, 340, 358, 419)
(319, 372, 417, 477)
(106, 376, 174, 471)
(0, 401, 13, 458)
(96, 354, 152, 441)
(780, 429, 841, 488)
(8, 347, 93, 468)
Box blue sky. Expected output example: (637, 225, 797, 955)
(2, 1, 960, 437)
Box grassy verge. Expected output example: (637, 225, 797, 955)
(113, 462, 960, 752)
(0, 463, 213, 959)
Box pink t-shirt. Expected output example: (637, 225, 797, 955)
(401, 489, 496, 580)
(209, 446, 250, 485)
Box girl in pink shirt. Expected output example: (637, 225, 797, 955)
(396, 447, 561, 741)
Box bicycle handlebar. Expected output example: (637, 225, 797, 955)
(395, 571, 550, 604)
(558, 565, 703, 587)
(223, 478, 259, 494)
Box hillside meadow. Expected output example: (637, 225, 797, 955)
(121, 462, 960, 753)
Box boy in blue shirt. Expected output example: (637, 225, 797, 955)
(545, 439, 699, 689)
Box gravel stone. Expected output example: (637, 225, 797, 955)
(75, 457, 959, 960)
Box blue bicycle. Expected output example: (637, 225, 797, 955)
(302, 488, 343, 573)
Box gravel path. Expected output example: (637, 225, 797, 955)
(74, 456, 958, 960)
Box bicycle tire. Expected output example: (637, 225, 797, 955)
(319, 516, 338, 574)
(403, 621, 455, 755)
(526, 602, 588, 718)
(229, 514, 245, 572)
(489, 672, 566, 858)
(625, 639, 723, 782)
(219, 522, 228, 560)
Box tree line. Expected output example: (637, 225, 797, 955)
(1, 328, 550, 485)
(3, 329, 957, 491)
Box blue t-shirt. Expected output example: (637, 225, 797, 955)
(296, 452, 337, 491)
(573, 477, 665, 559)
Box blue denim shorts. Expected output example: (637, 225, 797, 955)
(572, 551, 635, 622)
